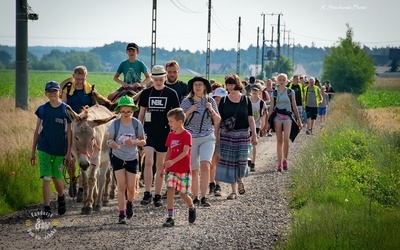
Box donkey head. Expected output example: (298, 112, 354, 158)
(66, 105, 116, 171)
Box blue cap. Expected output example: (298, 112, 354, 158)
(45, 81, 60, 91)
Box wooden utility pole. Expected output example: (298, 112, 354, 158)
(256, 27, 259, 76)
(236, 17, 241, 75)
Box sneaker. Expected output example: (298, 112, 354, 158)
(188, 207, 196, 224)
(68, 177, 78, 198)
(141, 191, 152, 205)
(283, 160, 288, 171)
(118, 214, 127, 224)
(200, 197, 211, 207)
(306, 129, 311, 135)
(57, 195, 66, 215)
(209, 182, 216, 194)
(126, 202, 133, 219)
(153, 194, 163, 207)
(163, 217, 175, 227)
(214, 185, 222, 197)
(76, 188, 83, 203)
(42, 206, 52, 219)
(139, 180, 145, 188)
(267, 131, 273, 137)
(250, 163, 255, 172)
(193, 197, 200, 206)
(162, 190, 168, 199)
(277, 165, 283, 172)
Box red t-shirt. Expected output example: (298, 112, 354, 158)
(165, 130, 192, 173)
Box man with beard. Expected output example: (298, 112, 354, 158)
(165, 60, 189, 103)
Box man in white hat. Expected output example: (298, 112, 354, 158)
(138, 65, 180, 207)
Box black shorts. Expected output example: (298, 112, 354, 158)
(306, 106, 318, 120)
(145, 133, 168, 153)
(110, 155, 138, 174)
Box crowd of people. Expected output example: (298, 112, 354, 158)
(30, 42, 334, 226)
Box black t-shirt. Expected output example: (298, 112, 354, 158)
(165, 80, 189, 103)
(218, 95, 252, 130)
(290, 84, 303, 106)
(138, 85, 180, 134)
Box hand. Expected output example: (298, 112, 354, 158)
(205, 102, 212, 110)
(164, 160, 173, 168)
(122, 82, 130, 88)
(122, 139, 135, 146)
(251, 134, 258, 146)
(189, 104, 197, 114)
(30, 153, 36, 166)
(109, 141, 121, 150)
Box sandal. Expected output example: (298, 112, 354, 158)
(227, 193, 237, 200)
(238, 181, 245, 195)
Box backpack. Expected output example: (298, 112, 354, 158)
(184, 97, 214, 133)
(62, 81, 95, 96)
(259, 99, 266, 117)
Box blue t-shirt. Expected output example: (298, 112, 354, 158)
(107, 118, 144, 161)
(117, 59, 148, 84)
(66, 89, 93, 113)
(35, 102, 71, 156)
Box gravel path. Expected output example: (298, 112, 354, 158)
(0, 129, 314, 250)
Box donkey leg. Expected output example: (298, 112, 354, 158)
(94, 163, 108, 211)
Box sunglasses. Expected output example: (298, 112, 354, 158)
(120, 111, 133, 114)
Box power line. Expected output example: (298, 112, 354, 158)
(211, 7, 232, 32)
(170, 0, 206, 13)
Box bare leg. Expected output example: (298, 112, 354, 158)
(200, 161, 210, 198)
(154, 152, 166, 195)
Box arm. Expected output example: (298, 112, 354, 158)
(206, 101, 221, 125)
(138, 106, 146, 125)
(62, 92, 68, 103)
(65, 123, 72, 163)
(248, 116, 258, 146)
(140, 72, 151, 88)
(291, 93, 302, 128)
(30, 118, 41, 166)
(164, 145, 190, 168)
(113, 72, 129, 88)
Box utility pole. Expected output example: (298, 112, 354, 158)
(269, 25, 274, 79)
(16, 0, 38, 110)
(150, 0, 157, 68)
(205, 0, 211, 80)
(256, 27, 259, 77)
(282, 23, 286, 58)
(260, 13, 266, 80)
(236, 17, 241, 75)
(292, 38, 295, 65)
(276, 13, 283, 73)
(287, 30, 291, 58)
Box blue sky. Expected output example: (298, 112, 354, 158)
(1, 0, 399, 51)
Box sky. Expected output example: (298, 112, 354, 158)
(1, 0, 399, 52)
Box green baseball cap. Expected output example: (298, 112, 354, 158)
(114, 96, 139, 112)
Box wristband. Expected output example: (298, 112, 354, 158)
(107, 139, 114, 145)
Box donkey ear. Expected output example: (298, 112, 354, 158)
(66, 105, 81, 122)
(88, 115, 117, 128)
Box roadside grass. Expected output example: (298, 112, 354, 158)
(284, 91, 400, 249)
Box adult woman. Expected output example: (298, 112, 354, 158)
(265, 73, 302, 171)
(215, 74, 257, 200)
(181, 76, 221, 206)
(107, 96, 146, 224)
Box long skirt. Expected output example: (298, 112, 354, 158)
(215, 128, 249, 184)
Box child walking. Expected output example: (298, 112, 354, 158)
(107, 96, 146, 224)
(162, 108, 196, 227)
(30, 81, 72, 218)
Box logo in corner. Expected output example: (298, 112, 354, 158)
(25, 211, 59, 240)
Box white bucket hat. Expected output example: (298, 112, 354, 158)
(151, 65, 167, 77)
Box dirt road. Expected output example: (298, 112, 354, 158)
(0, 130, 313, 250)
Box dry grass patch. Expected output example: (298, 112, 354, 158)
(366, 107, 400, 132)
(0, 97, 47, 156)
(372, 78, 400, 90)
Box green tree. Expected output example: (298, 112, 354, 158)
(0, 50, 12, 66)
(264, 55, 294, 78)
(322, 24, 375, 94)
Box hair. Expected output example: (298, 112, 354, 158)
(308, 77, 315, 84)
(224, 74, 243, 91)
(211, 82, 223, 91)
(167, 107, 186, 122)
(73, 65, 87, 75)
(165, 60, 180, 69)
(277, 73, 288, 81)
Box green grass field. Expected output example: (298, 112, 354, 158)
(0, 70, 227, 98)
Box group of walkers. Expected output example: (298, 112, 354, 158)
(30, 42, 333, 226)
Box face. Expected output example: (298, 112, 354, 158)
(309, 79, 315, 85)
(213, 96, 222, 105)
(73, 73, 86, 85)
(193, 81, 206, 96)
(152, 76, 165, 86)
(225, 83, 236, 92)
(126, 48, 138, 58)
(119, 106, 134, 117)
(168, 116, 182, 131)
(251, 89, 260, 97)
(293, 76, 299, 84)
(266, 80, 272, 88)
(45, 89, 60, 100)
(277, 76, 287, 86)
(166, 65, 179, 83)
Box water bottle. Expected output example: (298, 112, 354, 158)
(247, 144, 253, 160)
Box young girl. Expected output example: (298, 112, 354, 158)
(265, 73, 302, 171)
(107, 96, 146, 224)
(318, 86, 329, 127)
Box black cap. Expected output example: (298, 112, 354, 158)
(126, 43, 139, 50)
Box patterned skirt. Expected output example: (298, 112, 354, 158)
(215, 128, 249, 184)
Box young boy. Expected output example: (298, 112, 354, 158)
(162, 108, 196, 227)
(249, 84, 267, 172)
(30, 81, 72, 218)
(108, 42, 151, 101)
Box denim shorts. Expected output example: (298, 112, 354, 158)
(318, 107, 327, 115)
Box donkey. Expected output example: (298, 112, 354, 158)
(66, 104, 116, 215)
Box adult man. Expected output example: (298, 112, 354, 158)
(138, 65, 180, 207)
(304, 77, 323, 134)
(288, 75, 304, 124)
(164, 60, 188, 103)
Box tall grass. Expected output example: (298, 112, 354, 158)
(284, 93, 400, 249)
